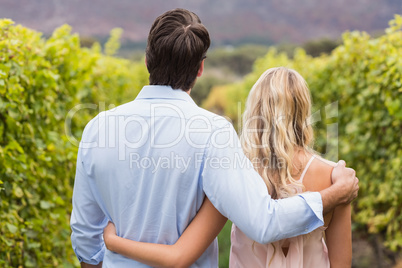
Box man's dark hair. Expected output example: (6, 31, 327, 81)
(146, 8, 210, 91)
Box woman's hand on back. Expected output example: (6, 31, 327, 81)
(104, 221, 117, 250)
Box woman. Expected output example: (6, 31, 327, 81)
(103, 67, 352, 267)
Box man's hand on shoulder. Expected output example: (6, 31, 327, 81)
(331, 160, 359, 204)
(320, 160, 359, 214)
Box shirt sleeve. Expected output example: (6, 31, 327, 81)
(201, 123, 324, 244)
(70, 145, 108, 264)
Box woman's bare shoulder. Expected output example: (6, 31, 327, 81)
(315, 155, 337, 168)
(302, 154, 334, 192)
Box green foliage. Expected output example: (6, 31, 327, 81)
(205, 44, 270, 76)
(193, 44, 270, 105)
(104, 28, 123, 56)
(273, 38, 340, 59)
(0, 20, 148, 267)
(79, 36, 98, 48)
(206, 15, 402, 253)
(218, 221, 232, 267)
(302, 38, 341, 57)
(192, 73, 233, 106)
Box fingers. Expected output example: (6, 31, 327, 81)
(334, 160, 355, 179)
(105, 221, 115, 232)
(332, 161, 359, 203)
(347, 167, 356, 177)
(337, 160, 346, 167)
(350, 177, 359, 202)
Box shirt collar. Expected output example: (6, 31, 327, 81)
(135, 85, 197, 105)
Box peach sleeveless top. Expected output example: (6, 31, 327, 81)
(229, 155, 330, 268)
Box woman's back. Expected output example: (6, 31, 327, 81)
(229, 152, 336, 268)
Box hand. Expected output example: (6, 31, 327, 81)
(103, 221, 117, 249)
(331, 160, 359, 204)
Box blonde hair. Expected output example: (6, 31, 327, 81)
(240, 67, 314, 199)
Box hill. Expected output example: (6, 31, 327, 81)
(0, 0, 401, 46)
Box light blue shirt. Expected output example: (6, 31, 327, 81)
(70, 85, 324, 267)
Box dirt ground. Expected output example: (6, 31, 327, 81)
(352, 235, 401, 268)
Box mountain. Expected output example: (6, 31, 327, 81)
(0, 0, 401, 46)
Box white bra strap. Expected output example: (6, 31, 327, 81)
(299, 155, 316, 183)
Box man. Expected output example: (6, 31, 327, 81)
(71, 8, 358, 267)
